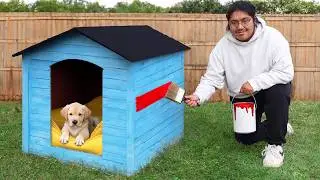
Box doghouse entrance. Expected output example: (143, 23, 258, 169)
(50, 59, 103, 155)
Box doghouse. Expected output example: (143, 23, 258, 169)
(12, 25, 190, 175)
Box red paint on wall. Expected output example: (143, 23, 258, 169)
(136, 82, 172, 112)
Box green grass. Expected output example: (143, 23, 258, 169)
(0, 101, 319, 179)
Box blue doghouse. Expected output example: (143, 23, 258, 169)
(13, 25, 190, 175)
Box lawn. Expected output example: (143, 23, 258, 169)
(0, 101, 319, 179)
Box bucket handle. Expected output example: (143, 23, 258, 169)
(231, 93, 257, 109)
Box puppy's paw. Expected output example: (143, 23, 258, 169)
(75, 136, 85, 146)
(60, 135, 69, 144)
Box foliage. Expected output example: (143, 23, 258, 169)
(0, 0, 319, 14)
(31, 0, 65, 12)
(251, 0, 320, 14)
(109, 0, 165, 13)
(168, 0, 227, 13)
(0, 0, 30, 12)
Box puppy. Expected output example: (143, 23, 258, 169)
(60, 102, 99, 146)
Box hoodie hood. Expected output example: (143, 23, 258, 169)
(225, 17, 266, 46)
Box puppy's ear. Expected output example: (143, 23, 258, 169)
(82, 105, 91, 119)
(60, 104, 70, 120)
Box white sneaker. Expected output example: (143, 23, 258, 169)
(287, 123, 294, 136)
(261, 144, 284, 167)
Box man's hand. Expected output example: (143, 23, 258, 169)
(184, 94, 200, 107)
(240, 81, 254, 94)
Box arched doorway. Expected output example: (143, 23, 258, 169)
(50, 59, 103, 155)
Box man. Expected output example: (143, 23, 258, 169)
(185, 1, 294, 167)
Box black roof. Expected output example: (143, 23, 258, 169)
(12, 25, 190, 61)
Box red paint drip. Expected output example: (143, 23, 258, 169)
(136, 82, 172, 112)
(233, 102, 255, 120)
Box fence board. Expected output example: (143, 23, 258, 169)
(0, 13, 319, 101)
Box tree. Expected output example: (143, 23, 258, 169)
(0, 0, 319, 14)
(63, 0, 87, 12)
(86, 2, 107, 13)
(0, 0, 29, 12)
(31, 0, 65, 12)
(111, 0, 165, 13)
(168, 0, 226, 13)
(250, 0, 320, 14)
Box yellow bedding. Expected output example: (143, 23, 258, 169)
(51, 96, 103, 155)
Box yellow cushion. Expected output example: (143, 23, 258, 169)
(51, 96, 103, 155)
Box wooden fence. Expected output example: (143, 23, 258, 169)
(0, 13, 319, 101)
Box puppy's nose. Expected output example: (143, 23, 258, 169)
(72, 120, 78, 125)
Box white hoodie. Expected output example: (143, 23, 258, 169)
(194, 17, 294, 103)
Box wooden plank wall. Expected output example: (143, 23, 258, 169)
(1, 13, 319, 101)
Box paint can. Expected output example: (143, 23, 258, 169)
(231, 95, 257, 133)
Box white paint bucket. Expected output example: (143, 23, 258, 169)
(231, 95, 257, 133)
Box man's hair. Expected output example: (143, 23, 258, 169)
(226, 1, 260, 30)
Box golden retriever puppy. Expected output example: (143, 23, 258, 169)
(60, 102, 99, 146)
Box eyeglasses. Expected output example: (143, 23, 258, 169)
(229, 17, 252, 28)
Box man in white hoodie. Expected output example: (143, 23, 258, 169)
(185, 1, 294, 168)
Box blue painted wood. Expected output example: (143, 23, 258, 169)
(30, 88, 50, 100)
(30, 96, 50, 114)
(135, 108, 183, 144)
(135, 64, 182, 88)
(22, 54, 31, 153)
(30, 106, 50, 116)
(135, 93, 183, 120)
(104, 119, 127, 129)
(30, 59, 54, 70)
(29, 121, 50, 132)
(58, 33, 101, 47)
(30, 87, 50, 97)
(103, 68, 128, 81)
(102, 152, 127, 164)
(137, 121, 183, 156)
(135, 69, 184, 94)
(31, 78, 50, 88)
(29, 145, 127, 173)
(29, 110, 50, 121)
(102, 144, 127, 157)
(21, 29, 186, 175)
(136, 67, 183, 89)
(135, 125, 183, 169)
(103, 88, 127, 100)
(104, 107, 127, 121)
(104, 126, 127, 138)
(135, 59, 171, 79)
(135, 113, 183, 154)
(135, 99, 182, 126)
(135, 105, 183, 139)
(29, 69, 50, 79)
(31, 51, 130, 69)
(132, 52, 178, 70)
(30, 141, 125, 168)
(126, 60, 136, 175)
(31, 33, 125, 60)
(29, 129, 50, 139)
(103, 78, 128, 92)
(130, 52, 185, 173)
(103, 97, 127, 110)
(103, 135, 127, 147)
(136, 124, 183, 163)
(134, 55, 182, 82)
(29, 136, 50, 147)
(29, 113, 50, 122)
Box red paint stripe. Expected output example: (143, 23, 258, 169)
(136, 82, 172, 112)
